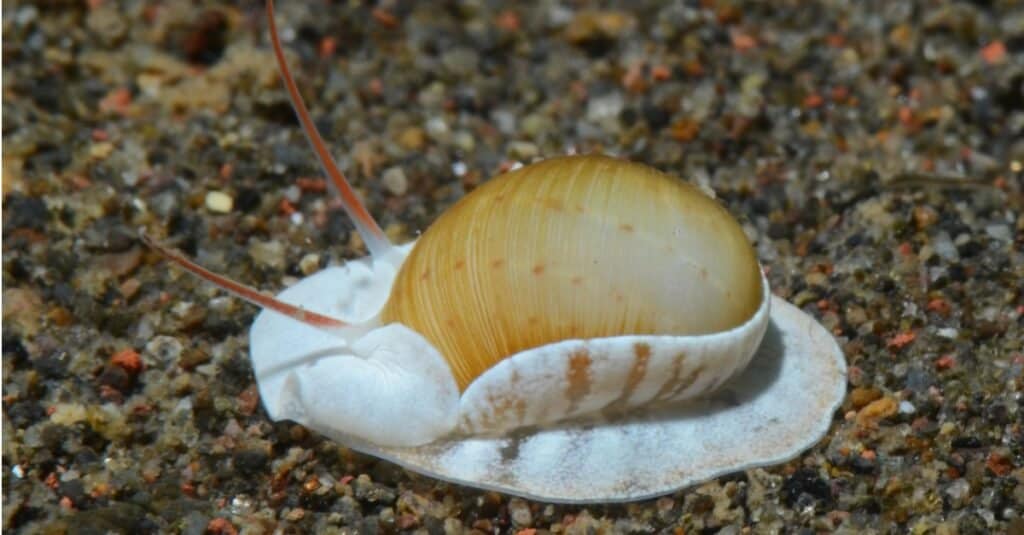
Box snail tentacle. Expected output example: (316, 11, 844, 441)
(141, 233, 352, 336)
(267, 0, 393, 259)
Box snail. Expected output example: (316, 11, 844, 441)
(144, 0, 847, 503)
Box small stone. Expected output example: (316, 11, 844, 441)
(397, 127, 426, 150)
(119, 278, 141, 299)
(566, 10, 634, 44)
(425, 117, 450, 141)
(453, 131, 475, 152)
(444, 517, 463, 535)
(85, 5, 127, 44)
(95, 247, 142, 278)
(441, 47, 479, 77)
(937, 328, 959, 339)
(508, 498, 532, 528)
(849, 387, 882, 409)
(382, 167, 408, 196)
(521, 114, 553, 140)
(50, 403, 88, 425)
(508, 141, 539, 160)
(110, 348, 143, 375)
(932, 231, 960, 262)
(491, 109, 517, 135)
(945, 479, 972, 508)
(984, 224, 1011, 242)
(145, 335, 184, 364)
(205, 191, 234, 213)
(913, 206, 939, 229)
(249, 239, 286, 270)
(586, 92, 624, 122)
(90, 142, 115, 160)
(298, 253, 321, 276)
(856, 396, 898, 427)
(3, 287, 43, 336)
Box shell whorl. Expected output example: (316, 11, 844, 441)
(379, 155, 763, 390)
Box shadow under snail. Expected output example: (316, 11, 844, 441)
(144, 0, 847, 503)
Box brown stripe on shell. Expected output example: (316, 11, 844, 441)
(652, 351, 687, 402)
(601, 342, 651, 416)
(564, 349, 593, 413)
(651, 351, 709, 403)
(659, 364, 707, 402)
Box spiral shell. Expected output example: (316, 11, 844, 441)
(382, 155, 763, 391)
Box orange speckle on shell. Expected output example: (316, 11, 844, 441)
(380, 155, 763, 390)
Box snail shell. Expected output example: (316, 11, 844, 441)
(249, 156, 845, 502)
(382, 155, 764, 391)
(373, 155, 770, 436)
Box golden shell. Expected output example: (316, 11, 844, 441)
(380, 155, 763, 390)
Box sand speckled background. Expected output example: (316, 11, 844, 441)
(3, 1, 1023, 533)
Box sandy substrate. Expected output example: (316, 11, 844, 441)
(3, 1, 1023, 533)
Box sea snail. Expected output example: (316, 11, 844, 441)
(145, 0, 847, 503)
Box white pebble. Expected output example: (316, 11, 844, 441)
(898, 400, 916, 415)
(932, 231, 959, 262)
(937, 328, 959, 339)
(205, 190, 233, 213)
(452, 161, 467, 177)
(426, 116, 449, 139)
(586, 92, 624, 122)
(382, 167, 409, 196)
(985, 224, 1011, 242)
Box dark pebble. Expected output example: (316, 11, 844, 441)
(781, 468, 833, 508)
(6, 400, 47, 429)
(97, 364, 135, 393)
(233, 449, 270, 474)
(180, 10, 229, 65)
(952, 436, 984, 449)
(59, 479, 88, 507)
(3, 193, 49, 233)
(39, 424, 70, 453)
(642, 104, 671, 131)
(234, 188, 263, 213)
